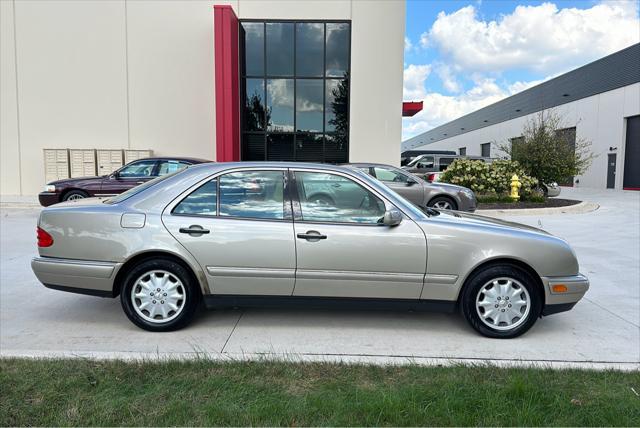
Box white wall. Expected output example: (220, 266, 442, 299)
(0, 0, 405, 196)
(405, 83, 640, 189)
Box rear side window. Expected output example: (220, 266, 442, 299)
(439, 157, 455, 171)
(219, 171, 285, 220)
(173, 179, 217, 216)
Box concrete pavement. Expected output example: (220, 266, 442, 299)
(1, 187, 638, 369)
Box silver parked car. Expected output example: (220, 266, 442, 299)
(345, 163, 476, 212)
(32, 162, 588, 338)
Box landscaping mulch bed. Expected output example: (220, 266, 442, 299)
(478, 198, 582, 210)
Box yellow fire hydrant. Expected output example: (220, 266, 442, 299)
(510, 174, 521, 201)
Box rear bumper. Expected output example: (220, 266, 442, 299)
(38, 192, 59, 207)
(541, 273, 589, 314)
(31, 257, 121, 297)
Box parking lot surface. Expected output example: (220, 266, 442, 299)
(1, 188, 638, 369)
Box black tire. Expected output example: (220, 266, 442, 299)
(427, 196, 458, 210)
(535, 185, 548, 197)
(120, 258, 201, 332)
(460, 264, 542, 338)
(63, 190, 89, 201)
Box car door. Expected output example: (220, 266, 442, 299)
(162, 168, 296, 296)
(291, 169, 427, 299)
(372, 166, 424, 207)
(100, 159, 158, 195)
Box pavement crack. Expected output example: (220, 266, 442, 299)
(221, 310, 244, 354)
(583, 297, 639, 328)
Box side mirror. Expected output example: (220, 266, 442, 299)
(110, 171, 120, 180)
(382, 208, 403, 227)
(406, 179, 417, 186)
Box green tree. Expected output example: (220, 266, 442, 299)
(495, 109, 595, 184)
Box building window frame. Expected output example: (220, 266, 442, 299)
(239, 19, 351, 163)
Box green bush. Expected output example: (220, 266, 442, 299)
(440, 159, 539, 199)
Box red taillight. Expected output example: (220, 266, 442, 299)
(37, 227, 53, 247)
(426, 173, 436, 183)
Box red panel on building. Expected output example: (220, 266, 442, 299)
(214, 5, 240, 161)
(402, 101, 423, 117)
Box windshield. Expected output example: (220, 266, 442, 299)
(104, 169, 185, 204)
(406, 155, 431, 167)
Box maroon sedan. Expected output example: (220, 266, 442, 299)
(39, 157, 210, 206)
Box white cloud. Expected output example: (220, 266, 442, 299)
(402, 76, 511, 140)
(403, 64, 431, 100)
(419, 31, 429, 48)
(428, 1, 640, 74)
(434, 63, 462, 93)
(404, 36, 413, 52)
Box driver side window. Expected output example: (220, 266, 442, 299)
(295, 172, 386, 224)
(118, 160, 156, 178)
(417, 156, 434, 169)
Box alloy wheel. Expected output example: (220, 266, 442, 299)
(433, 200, 452, 209)
(131, 270, 186, 324)
(475, 277, 531, 331)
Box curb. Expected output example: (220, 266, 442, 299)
(477, 201, 599, 217)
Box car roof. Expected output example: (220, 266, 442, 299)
(186, 161, 357, 171)
(130, 156, 212, 164)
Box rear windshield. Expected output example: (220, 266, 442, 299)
(103, 169, 185, 204)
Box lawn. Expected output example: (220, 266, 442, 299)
(1, 358, 638, 426)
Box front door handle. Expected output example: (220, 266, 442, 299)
(297, 230, 327, 241)
(179, 225, 210, 235)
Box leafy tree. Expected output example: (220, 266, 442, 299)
(329, 73, 349, 150)
(495, 109, 595, 184)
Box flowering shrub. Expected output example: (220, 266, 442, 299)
(440, 159, 538, 198)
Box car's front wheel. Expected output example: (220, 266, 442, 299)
(427, 196, 457, 210)
(460, 264, 542, 338)
(120, 258, 201, 331)
(63, 190, 89, 201)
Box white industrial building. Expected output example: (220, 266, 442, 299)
(1, 0, 405, 197)
(402, 44, 640, 190)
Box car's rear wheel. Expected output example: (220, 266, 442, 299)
(120, 258, 200, 332)
(427, 196, 457, 210)
(460, 264, 542, 338)
(63, 190, 89, 201)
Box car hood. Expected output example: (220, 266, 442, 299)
(48, 176, 106, 186)
(426, 182, 465, 192)
(430, 210, 551, 236)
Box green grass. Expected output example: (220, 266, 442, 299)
(1, 358, 638, 426)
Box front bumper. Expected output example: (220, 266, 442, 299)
(541, 273, 589, 315)
(546, 185, 561, 198)
(38, 192, 59, 207)
(31, 257, 121, 297)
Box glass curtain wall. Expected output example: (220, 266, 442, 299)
(240, 21, 350, 162)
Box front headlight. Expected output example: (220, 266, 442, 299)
(44, 185, 56, 192)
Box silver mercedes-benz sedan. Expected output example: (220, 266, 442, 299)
(31, 162, 588, 338)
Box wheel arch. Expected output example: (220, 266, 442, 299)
(456, 257, 545, 306)
(427, 193, 458, 209)
(112, 250, 206, 298)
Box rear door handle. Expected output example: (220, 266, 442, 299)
(179, 225, 210, 235)
(297, 231, 327, 241)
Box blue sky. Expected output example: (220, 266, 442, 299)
(402, 0, 640, 140)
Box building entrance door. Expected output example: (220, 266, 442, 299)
(607, 154, 616, 189)
(623, 115, 640, 190)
